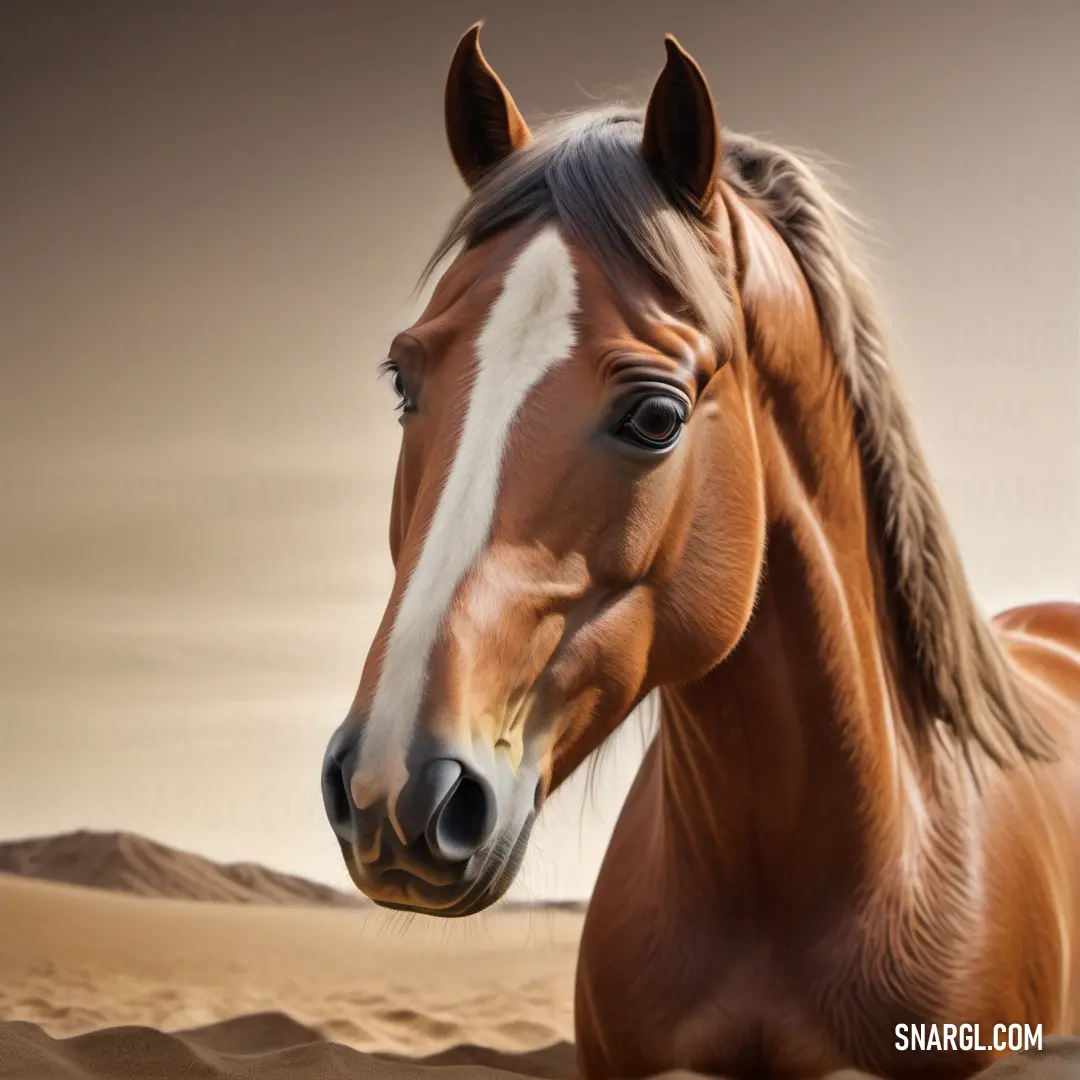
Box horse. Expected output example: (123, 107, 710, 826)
(320, 25, 1080, 1080)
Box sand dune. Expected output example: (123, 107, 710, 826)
(1, 871, 1076, 1079)
(0, 830, 357, 906)
(0, 1018, 585, 1080)
(0, 871, 578, 1054)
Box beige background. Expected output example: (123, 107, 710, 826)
(2, 1, 1078, 899)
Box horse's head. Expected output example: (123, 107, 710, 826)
(322, 27, 768, 915)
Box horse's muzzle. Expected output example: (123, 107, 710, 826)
(321, 718, 534, 915)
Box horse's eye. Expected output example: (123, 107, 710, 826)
(617, 396, 688, 450)
(380, 361, 415, 414)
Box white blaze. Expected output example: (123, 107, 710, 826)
(356, 226, 580, 796)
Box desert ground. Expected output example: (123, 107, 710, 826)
(0, 858, 580, 1079)
(0, 834, 1077, 1080)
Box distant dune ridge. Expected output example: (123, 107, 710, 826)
(0, 828, 586, 912)
(0, 830, 360, 906)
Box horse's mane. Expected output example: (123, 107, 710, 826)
(422, 106, 1053, 769)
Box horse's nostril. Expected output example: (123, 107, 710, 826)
(323, 730, 501, 869)
(321, 734, 357, 843)
(428, 773, 492, 863)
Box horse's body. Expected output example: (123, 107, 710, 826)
(322, 27, 1080, 1079)
(577, 580, 1080, 1077)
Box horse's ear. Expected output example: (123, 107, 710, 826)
(641, 36, 722, 215)
(445, 23, 532, 189)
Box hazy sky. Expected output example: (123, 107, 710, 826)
(2, 1, 1078, 899)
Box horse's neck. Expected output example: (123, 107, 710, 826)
(656, 200, 964, 921)
(659, 425, 918, 912)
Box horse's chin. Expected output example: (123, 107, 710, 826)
(340, 812, 536, 918)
